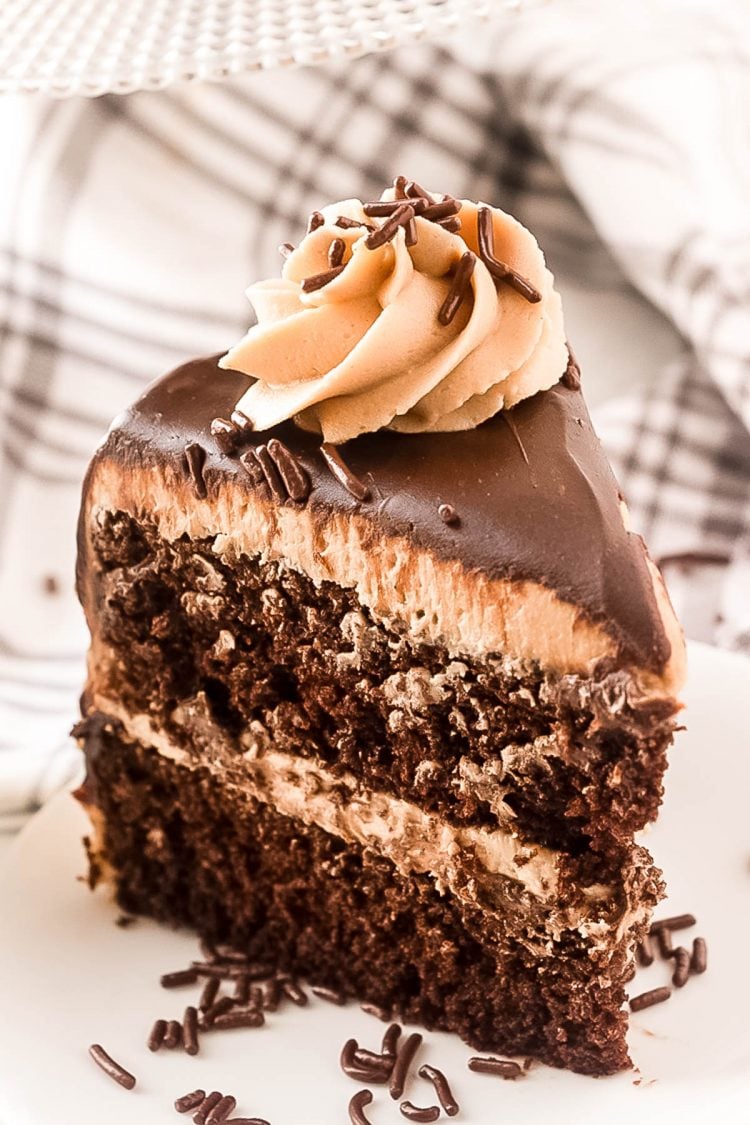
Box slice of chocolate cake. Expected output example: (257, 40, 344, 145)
(74, 181, 685, 1076)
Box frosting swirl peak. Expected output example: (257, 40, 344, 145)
(220, 185, 567, 444)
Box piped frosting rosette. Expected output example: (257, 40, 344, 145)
(220, 185, 568, 444)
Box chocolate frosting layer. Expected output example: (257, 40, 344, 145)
(98, 355, 672, 672)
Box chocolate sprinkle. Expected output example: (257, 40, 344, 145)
(335, 215, 374, 231)
(418, 1064, 459, 1117)
(199, 977, 220, 1012)
(321, 442, 371, 501)
(206, 1094, 236, 1123)
(301, 264, 346, 293)
(280, 977, 308, 1006)
(307, 211, 324, 233)
(405, 180, 435, 205)
(691, 937, 708, 975)
(203, 995, 236, 1026)
(233, 974, 251, 1006)
(672, 947, 691, 988)
(256, 442, 292, 501)
(656, 927, 674, 959)
(183, 442, 207, 499)
(365, 203, 416, 250)
(88, 1044, 136, 1090)
(637, 935, 655, 967)
(175, 1089, 206, 1113)
(389, 1032, 423, 1100)
(194, 1092, 223, 1125)
(230, 409, 253, 432)
(629, 986, 672, 1012)
(183, 1005, 200, 1055)
(349, 1090, 375, 1125)
(468, 1056, 523, 1080)
(421, 198, 460, 222)
(561, 345, 581, 389)
(210, 416, 241, 454)
(341, 1038, 391, 1083)
(476, 206, 541, 303)
(381, 1023, 402, 1058)
(650, 913, 697, 934)
(311, 985, 347, 1005)
(393, 175, 409, 199)
(263, 977, 282, 1011)
(164, 1019, 183, 1049)
(212, 1009, 265, 1030)
(160, 968, 198, 989)
(147, 1017, 167, 1052)
(278, 242, 295, 259)
(328, 237, 346, 268)
(399, 1102, 440, 1123)
(266, 437, 311, 501)
(438, 502, 459, 526)
(438, 251, 475, 326)
(363, 199, 424, 218)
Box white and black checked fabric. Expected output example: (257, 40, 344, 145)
(1, 0, 749, 837)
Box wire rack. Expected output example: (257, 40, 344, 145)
(0, 0, 536, 97)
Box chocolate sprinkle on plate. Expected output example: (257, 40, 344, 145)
(183, 1005, 200, 1055)
(438, 251, 475, 326)
(233, 974, 251, 1006)
(199, 977, 220, 1012)
(418, 1064, 459, 1117)
(147, 1017, 167, 1052)
(691, 936, 708, 974)
(194, 1091, 223, 1125)
(476, 206, 541, 303)
(161, 968, 198, 989)
(321, 442, 371, 501)
(280, 977, 308, 1006)
(399, 1102, 440, 1123)
(650, 913, 697, 934)
(174, 1089, 206, 1113)
(629, 986, 672, 1012)
(301, 264, 346, 293)
(637, 935, 655, 967)
(88, 1044, 136, 1090)
(381, 1023, 402, 1057)
(203, 995, 235, 1026)
(212, 1009, 265, 1030)
(183, 442, 208, 499)
(349, 1089, 375, 1125)
(671, 947, 691, 988)
(341, 1038, 391, 1083)
(656, 927, 674, 958)
(389, 1032, 423, 1100)
(164, 1019, 183, 1049)
(468, 1055, 523, 1080)
(206, 1094, 237, 1123)
(311, 985, 347, 1005)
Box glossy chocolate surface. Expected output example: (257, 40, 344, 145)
(99, 355, 670, 671)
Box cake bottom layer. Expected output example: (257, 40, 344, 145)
(76, 712, 639, 1076)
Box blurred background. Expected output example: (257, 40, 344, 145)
(0, 0, 748, 846)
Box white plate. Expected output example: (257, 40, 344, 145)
(1, 640, 749, 1125)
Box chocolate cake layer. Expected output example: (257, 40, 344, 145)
(87, 356, 678, 677)
(76, 711, 662, 1075)
(82, 510, 677, 854)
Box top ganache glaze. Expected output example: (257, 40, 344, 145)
(98, 353, 673, 675)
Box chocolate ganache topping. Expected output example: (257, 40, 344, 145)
(220, 179, 568, 444)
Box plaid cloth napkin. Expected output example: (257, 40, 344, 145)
(1, 0, 749, 838)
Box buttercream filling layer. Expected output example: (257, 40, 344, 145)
(87, 697, 652, 955)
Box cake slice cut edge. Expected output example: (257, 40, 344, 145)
(73, 352, 685, 1076)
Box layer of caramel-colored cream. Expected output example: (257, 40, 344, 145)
(80, 452, 683, 697)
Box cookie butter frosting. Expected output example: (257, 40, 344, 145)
(220, 183, 568, 443)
